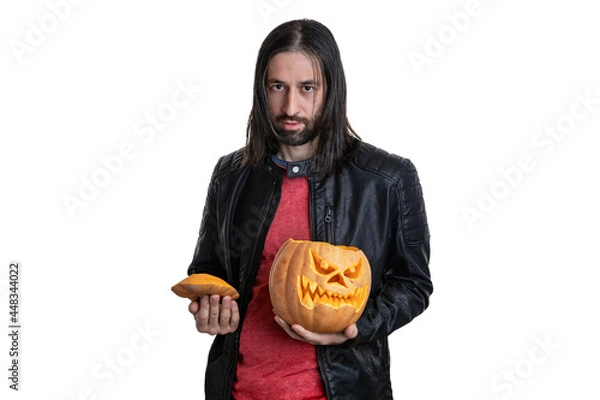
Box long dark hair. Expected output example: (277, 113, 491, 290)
(242, 19, 360, 176)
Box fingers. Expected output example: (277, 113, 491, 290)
(275, 316, 357, 345)
(274, 316, 304, 341)
(219, 296, 240, 332)
(344, 323, 358, 339)
(207, 294, 221, 333)
(219, 296, 232, 329)
(290, 324, 336, 345)
(194, 295, 210, 333)
(193, 294, 239, 335)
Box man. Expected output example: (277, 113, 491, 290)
(186, 19, 432, 399)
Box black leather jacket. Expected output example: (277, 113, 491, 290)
(187, 141, 432, 399)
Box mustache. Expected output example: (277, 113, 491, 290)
(274, 114, 310, 124)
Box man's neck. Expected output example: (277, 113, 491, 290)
(276, 138, 319, 162)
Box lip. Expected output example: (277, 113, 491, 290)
(281, 121, 302, 129)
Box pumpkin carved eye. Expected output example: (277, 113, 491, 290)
(310, 249, 338, 275)
(344, 260, 362, 279)
(309, 249, 364, 287)
(310, 249, 349, 287)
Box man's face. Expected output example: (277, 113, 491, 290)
(266, 51, 325, 147)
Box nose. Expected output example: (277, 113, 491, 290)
(282, 88, 299, 116)
(327, 272, 348, 288)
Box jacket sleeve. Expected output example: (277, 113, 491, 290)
(347, 159, 432, 346)
(186, 158, 228, 279)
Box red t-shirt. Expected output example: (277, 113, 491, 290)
(232, 172, 326, 399)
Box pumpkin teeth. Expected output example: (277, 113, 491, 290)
(298, 275, 366, 311)
(308, 280, 318, 296)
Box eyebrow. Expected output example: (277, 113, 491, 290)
(267, 78, 321, 86)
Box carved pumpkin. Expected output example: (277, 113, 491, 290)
(172, 273, 239, 301)
(269, 238, 371, 333)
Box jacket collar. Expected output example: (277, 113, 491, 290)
(270, 154, 314, 178)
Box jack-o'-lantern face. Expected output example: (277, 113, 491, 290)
(298, 248, 368, 310)
(269, 239, 371, 333)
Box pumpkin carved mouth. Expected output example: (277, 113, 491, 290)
(298, 275, 368, 311)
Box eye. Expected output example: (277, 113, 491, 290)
(309, 249, 337, 275)
(271, 83, 284, 91)
(303, 85, 314, 92)
(344, 260, 362, 279)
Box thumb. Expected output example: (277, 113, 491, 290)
(188, 300, 199, 314)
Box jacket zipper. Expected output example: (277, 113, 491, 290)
(319, 204, 336, 399)
(224, 172, 278, 397)
(316, 346, 333, 399)
(222, 166, 252, 283)
(308, 179, 333, 243)
(308, 179, 334, 399)
(324, 204, 333, 243)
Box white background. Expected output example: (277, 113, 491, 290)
(1, 0, 599, 399)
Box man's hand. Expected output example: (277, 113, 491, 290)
(189, 294, 239, 335)
(274, 315, 358, 345)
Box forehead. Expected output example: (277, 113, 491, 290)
(267, 51, 322, 82)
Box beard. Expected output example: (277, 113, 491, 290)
(272, 114, 319, 146)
